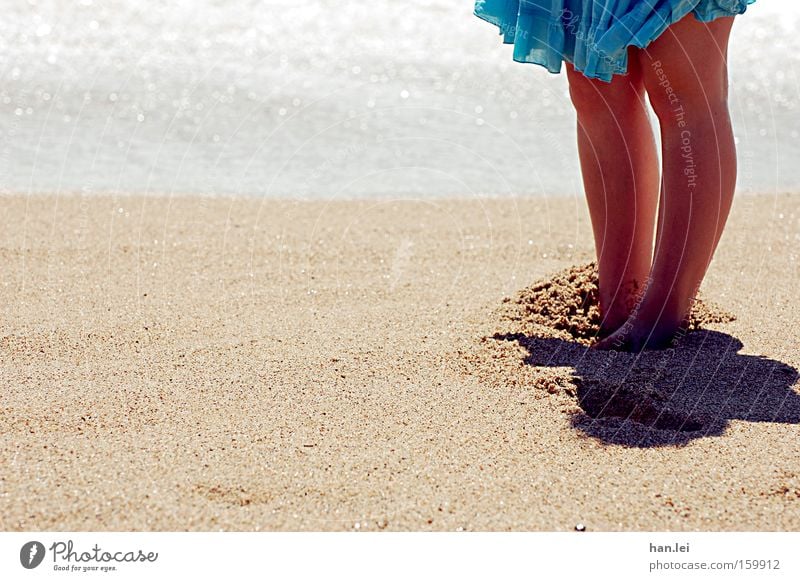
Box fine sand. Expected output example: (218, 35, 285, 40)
(1, 191, 799, 531)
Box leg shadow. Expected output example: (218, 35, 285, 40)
(493, 330, 800, 447)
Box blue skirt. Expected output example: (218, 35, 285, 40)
(474, 0, 756, 82)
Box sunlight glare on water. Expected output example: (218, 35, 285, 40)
(0, 0, 797, 199)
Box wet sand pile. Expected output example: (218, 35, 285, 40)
(493, 262, 736, 345)
(472, 262, 796, 447)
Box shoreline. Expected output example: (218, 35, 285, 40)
(4, 189, 797, 202)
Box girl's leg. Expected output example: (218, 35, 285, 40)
(594, 14, 736, 351)
(565, 51, 660, 336)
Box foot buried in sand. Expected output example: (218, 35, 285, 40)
(592, 280, 715, 353)
(590, 316, 683, 352)
(497, 262, 734, 351)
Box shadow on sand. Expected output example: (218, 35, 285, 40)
(492, 329, 800, 447)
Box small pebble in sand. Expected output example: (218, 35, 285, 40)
(575, 523, 586, 532)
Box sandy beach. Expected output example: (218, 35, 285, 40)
(1, 191, 799, 531)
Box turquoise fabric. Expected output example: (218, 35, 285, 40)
(474, 0, 756, 82)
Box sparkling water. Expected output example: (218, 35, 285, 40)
(1, 0, 797, 199)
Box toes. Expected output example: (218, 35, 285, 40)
(596, 324, 620, 340)
(597, 314, 628, 339)
(591, 333, 626, 351)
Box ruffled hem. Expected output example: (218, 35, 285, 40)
(475, 0, 756, 83)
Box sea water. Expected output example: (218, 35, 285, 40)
(1, 0, 798, 200)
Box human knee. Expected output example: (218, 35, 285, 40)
(644, 58, 728, 121)
(567, 67, 641, 117)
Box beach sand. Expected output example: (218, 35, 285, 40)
(1, 191, 799, 531)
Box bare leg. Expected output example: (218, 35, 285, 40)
(594, 14, 737, 351)
(566, 50, 660, 336)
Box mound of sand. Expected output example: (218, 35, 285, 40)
(495, 262, 736, 345)
(475, 262, 760, 444)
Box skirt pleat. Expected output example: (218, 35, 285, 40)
(474, 0, 756, 82)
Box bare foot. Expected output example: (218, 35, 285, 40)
(591, 317, 681, 352)
(596, 318, 625, 340)
(596, 281, 645, 340)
